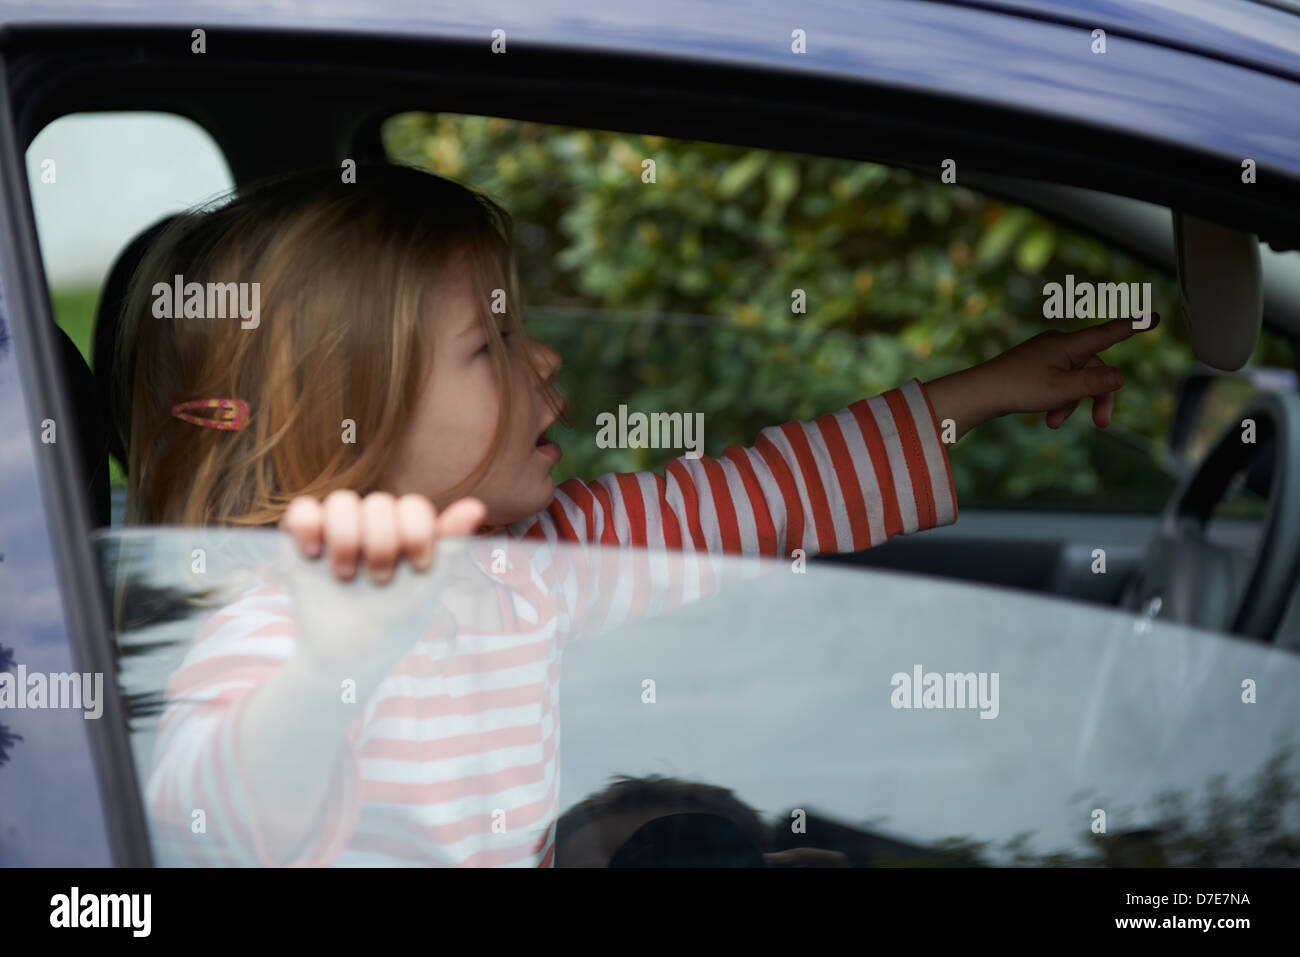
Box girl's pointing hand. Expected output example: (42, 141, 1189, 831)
(987, 314, 1161, 430)
(924, 314, 1160, 441)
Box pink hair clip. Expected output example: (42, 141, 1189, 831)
(170, 398, 251, 431)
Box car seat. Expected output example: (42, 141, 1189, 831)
(52, 322, 110, 527)
(91, 215, 177, 483)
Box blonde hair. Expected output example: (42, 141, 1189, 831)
(116, 164, 534, 526)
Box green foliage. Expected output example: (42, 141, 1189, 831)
(386, 111, 1254, 508)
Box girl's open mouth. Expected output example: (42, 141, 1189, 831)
(536, 430, 562, 462)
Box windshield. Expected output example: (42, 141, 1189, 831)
(96, 527, 1300, 867)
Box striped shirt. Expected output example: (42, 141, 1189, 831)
(146, 378, 958, 866)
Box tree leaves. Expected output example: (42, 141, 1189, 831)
(717, 150, 767, 199)
(383, 113, 1197, 509)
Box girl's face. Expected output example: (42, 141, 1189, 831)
(380, 270, 565, 527)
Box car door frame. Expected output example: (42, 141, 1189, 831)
(0, 52, 153, 866)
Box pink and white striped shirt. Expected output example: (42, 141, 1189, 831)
(146, 378, 958, 866)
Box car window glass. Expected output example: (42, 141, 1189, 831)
(95, 527, 1300, 867)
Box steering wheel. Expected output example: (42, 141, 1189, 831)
(1121, 390, 1300, 641)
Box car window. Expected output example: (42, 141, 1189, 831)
(36, 108, 1297, 870)
(25, 111, 235, 511)
(381, 112, 1294, 514)
(95, 526, 1300, 867)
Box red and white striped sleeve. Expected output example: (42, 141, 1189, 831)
(502, 378, 957, 641)
(145, 582, 363, 866)
(513, 378, 957, 558)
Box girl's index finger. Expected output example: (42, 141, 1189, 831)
(1062, 313, 1160, 365)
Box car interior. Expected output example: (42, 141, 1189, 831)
(11, 26, 1300, 656)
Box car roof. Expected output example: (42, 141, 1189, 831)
(3, 0, 1300, 79)
(945, 0, 1300, 79)
(5, 0, 1300, 251)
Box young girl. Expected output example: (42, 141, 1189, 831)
(120, 164, 1155, 867)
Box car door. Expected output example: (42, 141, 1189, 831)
(0, 53, 149, 866)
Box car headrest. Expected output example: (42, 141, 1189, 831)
(92, 215, 178, 472)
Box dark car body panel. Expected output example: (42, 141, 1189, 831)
(0, 276, 114, 866)
(1, 0, 1298, 182)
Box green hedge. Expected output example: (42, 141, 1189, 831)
(386, 113, 1280, 509)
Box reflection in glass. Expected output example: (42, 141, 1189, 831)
(96, 528, 1300, 867)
